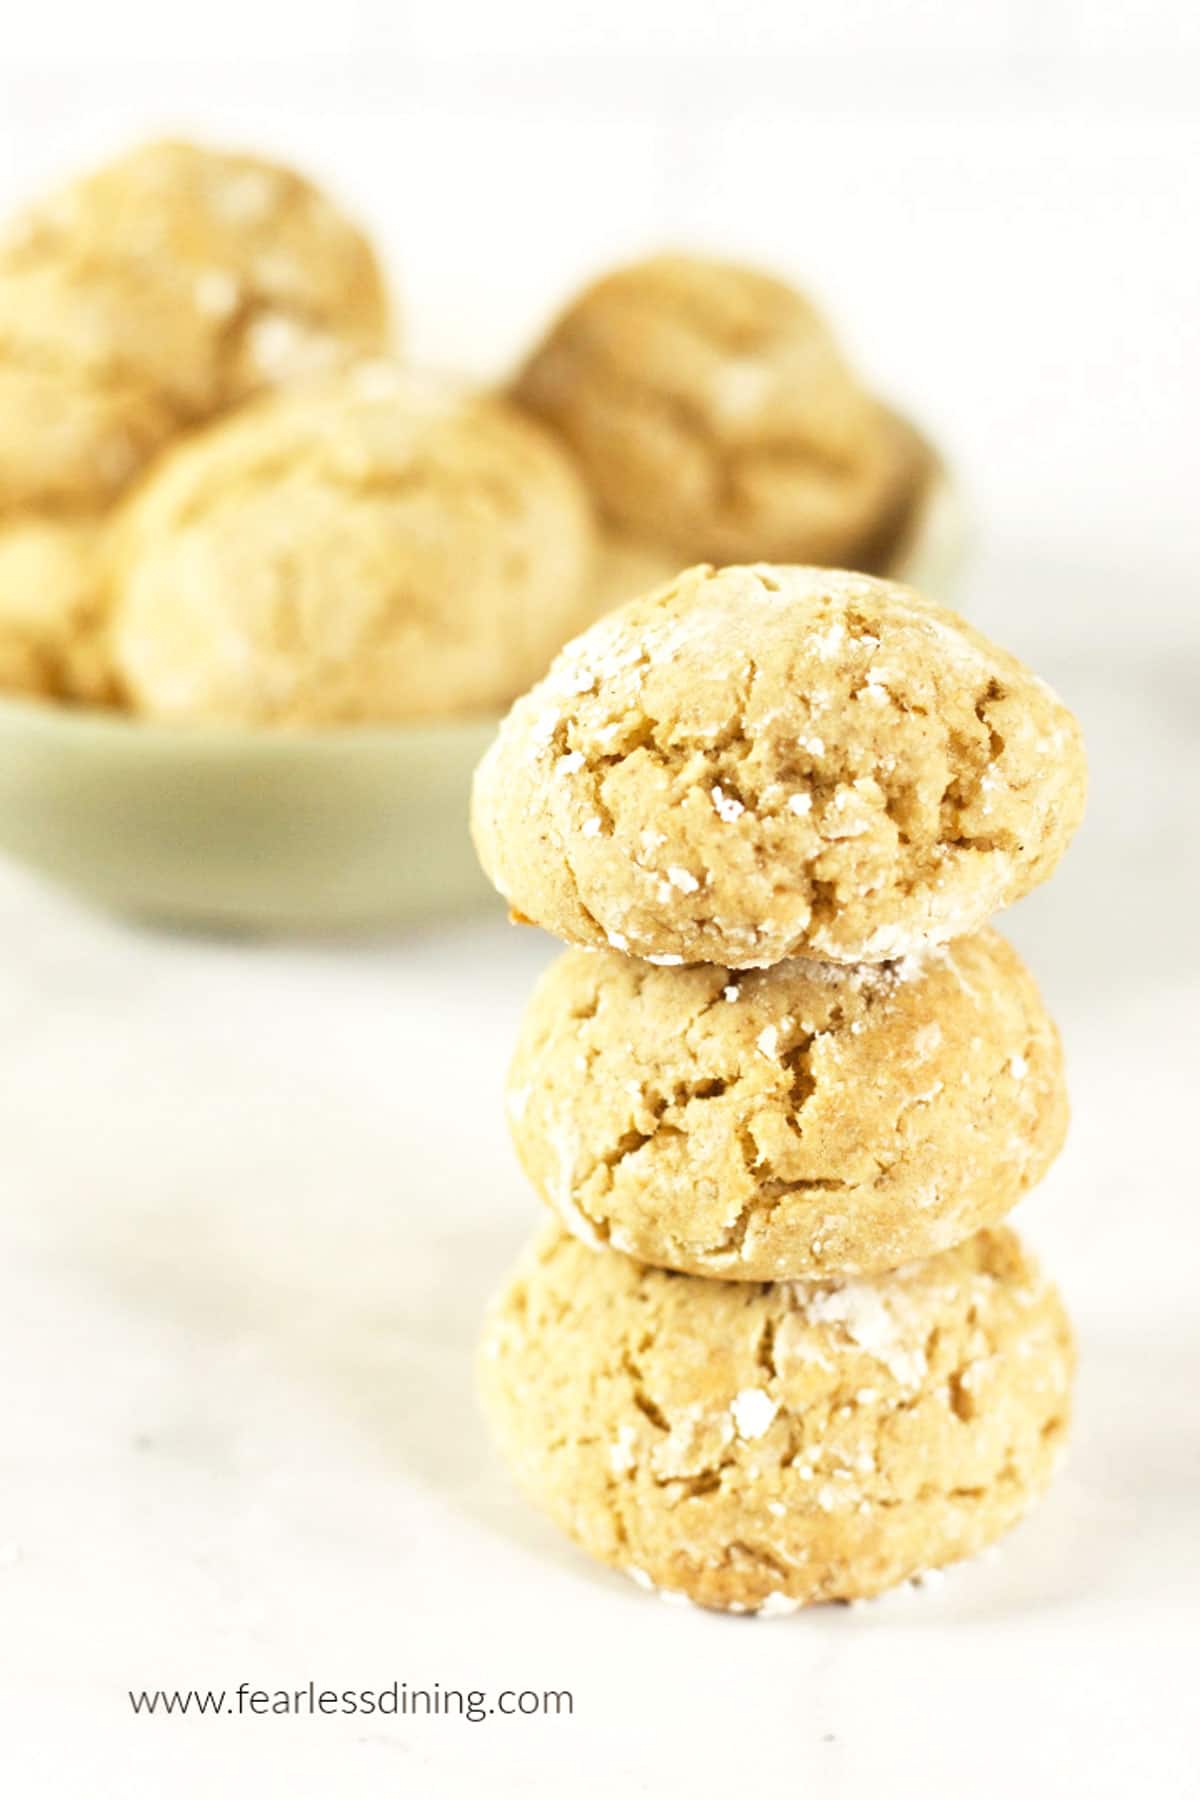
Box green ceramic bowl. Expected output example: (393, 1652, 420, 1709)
(0, 456, 967, 934)
(0, 705, 500, 932)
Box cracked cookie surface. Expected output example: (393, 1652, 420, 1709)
(109, 366, 597, 725)
(507, 929, 1066, 1280)
(479, 1221, 1074, 1612)
(471, 564, 1087, 966)
(511, 253, 927, 573)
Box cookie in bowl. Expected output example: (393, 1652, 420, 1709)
(1, 137, 389, 417)
(108, 365, 597, 726)
(512, 253, 934, 601)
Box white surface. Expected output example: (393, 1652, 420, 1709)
(2, 4, 1200, 1794)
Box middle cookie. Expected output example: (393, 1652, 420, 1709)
(508, 927, 1066, 1280)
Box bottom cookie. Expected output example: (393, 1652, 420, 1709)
(479, 1223, 1073, 1613)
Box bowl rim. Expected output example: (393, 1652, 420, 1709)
(0, 687, 506, 753)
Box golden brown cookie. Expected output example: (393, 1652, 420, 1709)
(472, 564, 1087, 967)
(512, 254, 927, 574)
(507, 929, 1066, 1280)
(108, 366, 597, 726)
(480, 1222, 1074, 1612)
(1, 138, 389, 420)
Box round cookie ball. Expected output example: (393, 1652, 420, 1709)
(1, 138, 389, 418)
(108, 367, 597, 726)
(512, 253, 926, 573)
(480, 1222, 1074, 1613)
(472, 564, 1087, 967)
(507, 929, 1067, 1281)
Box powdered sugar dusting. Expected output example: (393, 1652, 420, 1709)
(787, 1279, 929, 1387)
(193, 268, 240, 317)
(609, 1424, 638, 1475)
(756, 1590, 802, 1618)
(711, 785, 744, 823)
(731, 1388, 779, 1439)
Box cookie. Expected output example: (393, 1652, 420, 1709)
(472, 564, 1087, 966)
(0, 516, 110, 704)
(507, 929, 1066, 1280)
(1, 138, 388, 420)
(479, 1222, 1074, 1612)
(108, 366, 597, 726)
(512, 254, 928, 573)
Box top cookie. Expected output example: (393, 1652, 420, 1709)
(512, 253, 925, 573)
(472, 565, 1087, 967)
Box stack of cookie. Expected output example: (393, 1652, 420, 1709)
(472, 564, 1086, 1614)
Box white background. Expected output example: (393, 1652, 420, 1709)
(1, 3, 1198, 1795)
